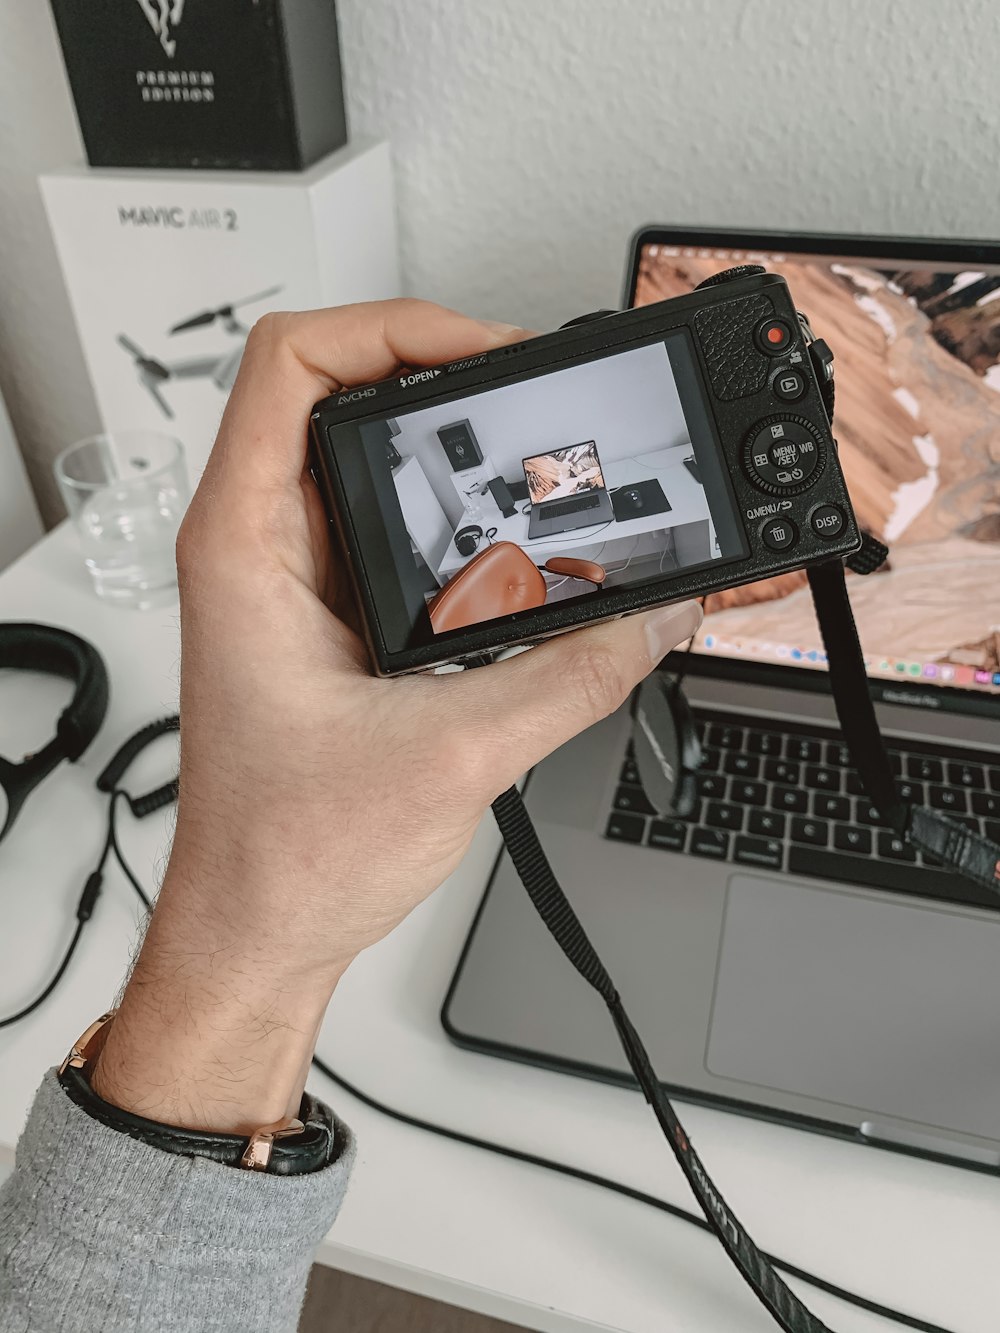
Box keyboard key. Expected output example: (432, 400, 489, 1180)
(730, 780, 767, 806)
(855, 802, 884, 826)
(833, 824, 872, 855)
(700, 747, 723, 773)
(906, 754, 944, 783)
(813, 793, 850, 821)
(677, 799, 703, 823)
(929, 785, 967, 813)
(877, 831, 917, 862)
(605, 812, 646, 843)
(705, 802, 743, 831)
(787, 737, 822, 763)
(708, 723, 743, 749)
(614, 785, 656, 816)
(790, 816, 829, 847)
(746, 731, 782, 756)
(896, 781, 924, 804)
(972, 791, 1000, 818)
(888, 751, 904, 775)
(789, 846, 996, 909)
(986, 820, 1000, 843)
(723, 752, 760, 778)
(696, 771, 727, 800)
(804, 765, 840, 792)
(947, 762, 985, 790)
(989, 769, 1000, 794)
(775, 787, 808, 814)
(748, 809, 787, 838)
(734, 836, 783, 869)
(764, 758, 800, 786)
(620, 759, 640, 786)
(825, 742, 852, 767)
(690, 828, 730, 860)
(845, 771, 866, 796)
(648, 819, 688, 852)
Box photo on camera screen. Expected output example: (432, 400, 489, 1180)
(329, 338, 747, 653)
(633, 244, 1000, 697)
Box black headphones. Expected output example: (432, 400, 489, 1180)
(0, 623, 110, 844)
(0, 620, 183, 1029)
(455, 524, 498, 558)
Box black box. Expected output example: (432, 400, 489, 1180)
(50, 0, 349, 171)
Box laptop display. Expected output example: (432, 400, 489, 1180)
(629, 232, 1000, 707)
(523, 442, 605, 506)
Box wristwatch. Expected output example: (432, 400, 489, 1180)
(58, 1011, 335, 1175)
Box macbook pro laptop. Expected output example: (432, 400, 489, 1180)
(523, 441, 615, 538)
(443, 228, 1000, 1173)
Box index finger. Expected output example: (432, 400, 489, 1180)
(208, 299, 526, 496)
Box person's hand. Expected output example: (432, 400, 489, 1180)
(92, 300, 702, 1132)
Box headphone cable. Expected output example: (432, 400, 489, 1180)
(0, 792, 122, 1030)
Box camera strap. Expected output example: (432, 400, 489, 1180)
(491, 557, 999, 1331)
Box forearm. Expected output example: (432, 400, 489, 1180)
(0, 857, 355, 1333)
(0, 1071, 354, 1333)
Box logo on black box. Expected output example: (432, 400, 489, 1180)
(135, 0, 186, 59)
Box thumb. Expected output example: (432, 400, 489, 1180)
(444, 599, 703, 789)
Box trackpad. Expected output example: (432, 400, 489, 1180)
(706, 875, 1000, 1143)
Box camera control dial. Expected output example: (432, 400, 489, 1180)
(744, 415, 826, 495)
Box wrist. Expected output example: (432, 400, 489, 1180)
(91, 865, 345, 1134)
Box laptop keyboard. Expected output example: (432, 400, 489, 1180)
(541, 492, 601, 518)
(605, 712, 1000, 910)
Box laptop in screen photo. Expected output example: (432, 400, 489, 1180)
(523, 441, 615, 537)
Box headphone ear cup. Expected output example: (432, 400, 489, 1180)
(631, 674, 701, 818)
(455, 525, 484, 557)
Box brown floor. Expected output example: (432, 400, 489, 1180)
(299, 1266, 526, 1333)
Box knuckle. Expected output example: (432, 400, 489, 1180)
(572, 642, 630, 720)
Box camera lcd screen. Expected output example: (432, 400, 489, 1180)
(326, 335, 747, 655)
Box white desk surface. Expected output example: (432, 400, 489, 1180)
(1, 525, 996, 1333)
(438, 446, 710, 578)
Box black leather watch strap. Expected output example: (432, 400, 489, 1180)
(58, 1062, 335, 1176)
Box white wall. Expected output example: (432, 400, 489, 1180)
(394, 342, 685, 524)
(3, 0, 1000, 522)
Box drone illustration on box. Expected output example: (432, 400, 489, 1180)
(116, 285, 282, 419)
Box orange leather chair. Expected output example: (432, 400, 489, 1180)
(429, 541, 606, 633)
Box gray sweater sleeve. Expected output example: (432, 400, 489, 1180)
(0, 1070, 355, 1333)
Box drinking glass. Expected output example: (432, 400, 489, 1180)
(54, 431, 189, 609)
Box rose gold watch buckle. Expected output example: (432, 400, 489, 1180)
(240, 1117, 306, 1171)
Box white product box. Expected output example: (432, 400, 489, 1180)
(40, 140, 400, 482)
(0, 390, 42, 571)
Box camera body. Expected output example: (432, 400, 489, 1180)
(310, 271, 861, 676)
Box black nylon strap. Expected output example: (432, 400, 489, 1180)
(808, 558, 1000, 893)
(491, 785, 835, 1333)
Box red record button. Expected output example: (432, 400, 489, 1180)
(756, 317, 794, 355)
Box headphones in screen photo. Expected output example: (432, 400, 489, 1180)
(455, 524, 498, 557)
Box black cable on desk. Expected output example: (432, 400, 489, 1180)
(308, 1054, 955, 1333)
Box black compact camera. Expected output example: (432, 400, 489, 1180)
(310, 270, 861, 676)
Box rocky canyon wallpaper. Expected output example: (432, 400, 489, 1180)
(634, 250, 1000, 691)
